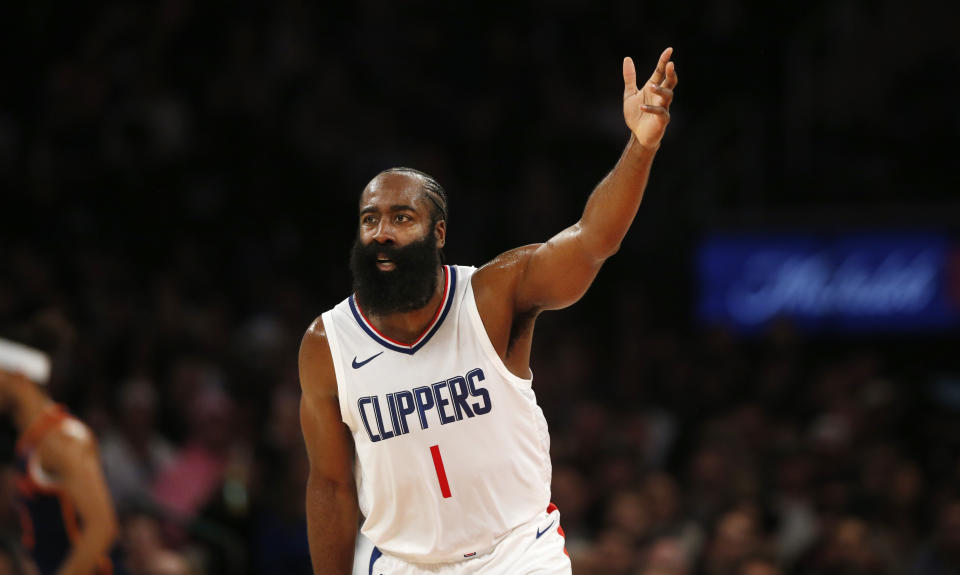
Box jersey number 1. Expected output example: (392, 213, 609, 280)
(430, 445, 452, 498)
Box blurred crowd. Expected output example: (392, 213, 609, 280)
(539, 312, 960, 575)
(3, 248, 960, 575)
(2, 1, 959, 575)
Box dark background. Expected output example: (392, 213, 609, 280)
(1, 1, 959, 574)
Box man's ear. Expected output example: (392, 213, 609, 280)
(434, 219, 446, 249)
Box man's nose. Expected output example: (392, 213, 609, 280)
(371, 220, 395, 243)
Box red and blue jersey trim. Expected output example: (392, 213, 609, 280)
(349, 265, 456, 355)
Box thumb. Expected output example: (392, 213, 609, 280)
(623, 57, 638, 97)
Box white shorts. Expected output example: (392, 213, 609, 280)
(366, 504, 571, 575)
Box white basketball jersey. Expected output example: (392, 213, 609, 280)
(321, 265, 552, 564)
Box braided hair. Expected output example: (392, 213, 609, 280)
(381, 167, 448, 263)
(383, 167, 448, 225)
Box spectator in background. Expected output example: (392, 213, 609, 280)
(549, 464, 593, 552)
(798, 516, 889, 575)
(251, 447, 311, 575)
(913, 497, 960, 575)
(100, 378, 175, 514)
(735, 555, 781, 575)
(701, 506, 765, 575)
(250, 385, 311, 574)
(151, 384, 237, 522)
(640, 536, 691, 575)
(119, 510, 191, 575)
(575, 529, 637, 575)
(605, 489, 652, 545)
(642, 472, 704, 558)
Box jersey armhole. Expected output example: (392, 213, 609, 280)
(26, 418, 80, 494)
(320, 310, 356, 430)
(463, 270, 534, 389)
(28, 451, 62, 492)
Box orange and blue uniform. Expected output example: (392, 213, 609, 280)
(15, 404, 113, 575)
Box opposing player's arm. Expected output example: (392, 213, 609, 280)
(499, 49, 678, 313)
(299, 317, 358, 575)
(39, 422, 118, 575)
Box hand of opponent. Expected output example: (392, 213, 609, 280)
(623, 47, 678, 149)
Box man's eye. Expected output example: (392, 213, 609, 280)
(396, 214, 411, 223)
(362, 216, 378, 225)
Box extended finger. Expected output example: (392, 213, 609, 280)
(647, 47, 673, 86)
(647, 83, 674, 107)
(623, 57, 638, 97)
(662, 61, 678, 91)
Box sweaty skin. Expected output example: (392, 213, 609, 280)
(299, 48, 678, 575)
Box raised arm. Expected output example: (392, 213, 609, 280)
(299, 318, 358, 575)
(477, 48, 678, 316)
(41, 423, 118, 575)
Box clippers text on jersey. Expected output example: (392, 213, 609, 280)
(357, 368, 492, 442)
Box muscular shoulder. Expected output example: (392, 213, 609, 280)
(472, 244, 541, 307)
(36, 417, 97, 478)
(471, 245, 543, 365)
(299, 316, 337, 398)
(301, 316, 329, 348)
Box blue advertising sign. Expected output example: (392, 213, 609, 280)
(697, 233, 960, 332)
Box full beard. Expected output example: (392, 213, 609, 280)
(349, 233, 442, 316)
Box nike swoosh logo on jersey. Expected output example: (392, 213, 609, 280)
(536, 520, 555, 539)
(352, 352, 384, 369)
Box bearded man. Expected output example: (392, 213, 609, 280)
(299, 49, 678, 575)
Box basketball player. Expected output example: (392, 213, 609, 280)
(0, 339, 119, 575)
(299, 49, 678, 574)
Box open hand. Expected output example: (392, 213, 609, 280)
(623, 48, 678, 149)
